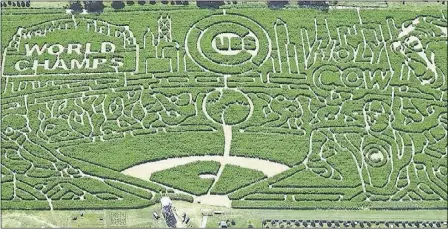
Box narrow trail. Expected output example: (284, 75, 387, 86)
(207, 125, 232, 194)
(200, 216, 208, 228)
(223, 125, 232, 159)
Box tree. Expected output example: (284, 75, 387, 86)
(111, 0, 125, 9)
(84, 0, 105, 13)
(172, 0, 184, 5)
(197, 0, 224, 8)
(298, 0, 329, 12)
(268, 0, 288, 8)
(126, 1, 134, 5)
(68, 1, 83, 12)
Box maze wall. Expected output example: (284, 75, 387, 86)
(1, 7, 447, 210)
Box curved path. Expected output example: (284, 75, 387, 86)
(121, 155, 290, 180)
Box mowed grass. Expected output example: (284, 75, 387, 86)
(2, 201, 447, 228)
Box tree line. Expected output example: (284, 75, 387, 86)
(1, 0, 30, 8)
(63, 0, 444, 13)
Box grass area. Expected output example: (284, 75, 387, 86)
(2, 201, 447, 228)
(231, 132, 309, 166)
(211, 164, 266, 195)
(151, 161, 220, 195)
(1, 201, 201, 228)
(30, 2, 68, 8)
(207, 209, 448, 228)
(61, 132, 224, 171)
(386, 2, 447, 10)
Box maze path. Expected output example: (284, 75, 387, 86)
(122, 155, 289, 180)
(1, 8, 447, 210)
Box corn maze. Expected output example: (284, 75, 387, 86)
(1, 6, 447, 211)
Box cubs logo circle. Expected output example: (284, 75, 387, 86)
(185, 14, 271, 74)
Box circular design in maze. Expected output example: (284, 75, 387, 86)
(363, 143, 388, 167)
(204, 89, 252, 125)
(1, 8, 448, 212)
(185, 13, 271, 74)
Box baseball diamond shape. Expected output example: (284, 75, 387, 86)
(0, 6, 447, 213)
